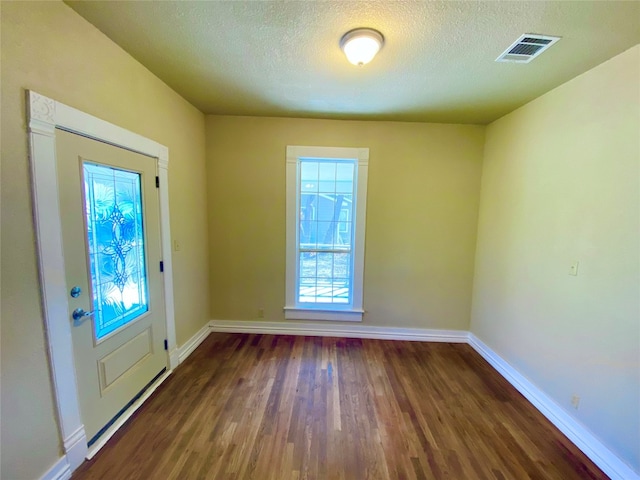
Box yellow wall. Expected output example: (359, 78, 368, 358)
(206, 116, 485, 329)
(3, 1, 637, 478)
(471, 45, 640, 472)
(0, 2, 209, 478)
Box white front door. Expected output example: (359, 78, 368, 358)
(56, 129, 167, 445)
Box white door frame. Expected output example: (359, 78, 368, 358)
(26, 90, 178, 472)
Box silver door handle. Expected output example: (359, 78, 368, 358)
(72, 308, 95, 324)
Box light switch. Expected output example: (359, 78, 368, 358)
(174, 240, 182, 252)
(569, 261, 579, 276)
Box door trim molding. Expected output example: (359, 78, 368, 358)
(27, 90, 178, 472)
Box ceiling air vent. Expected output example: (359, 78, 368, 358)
(496, 34, 561, 63)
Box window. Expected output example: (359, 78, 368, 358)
(285, 146, 369, 322)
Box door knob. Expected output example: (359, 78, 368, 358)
(72, 308, 95, 325)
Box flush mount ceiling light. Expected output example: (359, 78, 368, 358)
(340, 28, 384, 66)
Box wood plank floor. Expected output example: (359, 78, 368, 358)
(73, 333, 607, 479)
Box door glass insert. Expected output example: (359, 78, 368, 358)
(83, 163, 149, 339)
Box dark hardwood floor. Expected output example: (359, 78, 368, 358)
(73, 333, 607, 479)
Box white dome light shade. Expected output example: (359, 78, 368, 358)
(340, 28, 384, 66)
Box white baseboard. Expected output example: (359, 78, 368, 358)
(178, 323, 212, 364)
(209, 320, 469, 343)
(63, 425, 87, 471)
(468, 333, 639, 480)
(40, 456, 72, 480)
(86, 369, 172, 460)
(40, 323, 635, 480)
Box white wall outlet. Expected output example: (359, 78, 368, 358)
(569, 261, 579, 276)
(257, 308, 264, 318)
(571, 394, 580, 409)
(174, 240, 182, 252)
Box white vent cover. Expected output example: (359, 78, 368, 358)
(496, 34, 561, 63)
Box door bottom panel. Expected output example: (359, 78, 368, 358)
(99, 328, 152, 392)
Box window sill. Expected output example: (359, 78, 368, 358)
(283, 307, 363, 322)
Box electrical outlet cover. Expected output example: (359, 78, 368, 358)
(569, 261, 579, 276)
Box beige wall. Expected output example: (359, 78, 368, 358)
(0, 2, 210, 479)
(3, 1, 636, 478)
(471, 45, 640, 472)
(206, 116, 484, 330)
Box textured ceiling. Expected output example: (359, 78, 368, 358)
(66, 1, 640, 124)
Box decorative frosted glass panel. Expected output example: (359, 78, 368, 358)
(84, 163, 148, 339)
(297, 158, 355, 304)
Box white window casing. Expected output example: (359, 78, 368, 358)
(285, 145, 369, 322)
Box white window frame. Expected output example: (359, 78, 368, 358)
(285, 145, 369, 322)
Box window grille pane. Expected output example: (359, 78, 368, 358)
(317, 200, 334, 221)
(318, 162, 336, 193)
(84, 163, 149, 339)
(316, 252, 333, 279)
(336, 163, 354, 193)
(334, 253, 351, 278)
(300, 161, 319, 185)
(332, 281, 350, 303)
(340, 194, 353, 207)
(301, 161, 318, 177)
(299, 277, 318, 303)
(300, 193, 318, 248)
(316, 221, 337, 249)
(299, 253, 317, 278)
